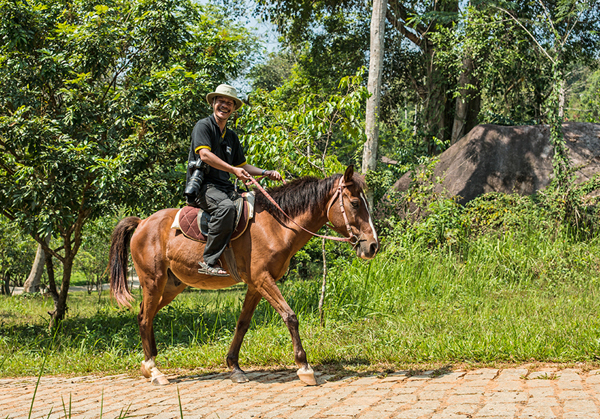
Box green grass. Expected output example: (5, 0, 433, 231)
(2, 213, 600, 378)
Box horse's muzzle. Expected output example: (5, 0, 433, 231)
(357, 238, 379, 259)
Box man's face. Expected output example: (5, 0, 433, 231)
(213, 96, 235, 121)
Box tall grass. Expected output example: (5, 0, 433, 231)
(2, 193, 600, 376)
(321, 228, 600, 364)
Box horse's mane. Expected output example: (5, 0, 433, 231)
(253, 173, 366, 219)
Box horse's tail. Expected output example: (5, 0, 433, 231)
(109, 216, 141, 308)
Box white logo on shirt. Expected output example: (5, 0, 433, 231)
(226, 146, 232, 154)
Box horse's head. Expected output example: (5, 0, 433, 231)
(327, 166, 379, 259)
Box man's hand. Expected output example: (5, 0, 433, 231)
(266, 170, 283, 181)
(233, 166, 251, 181)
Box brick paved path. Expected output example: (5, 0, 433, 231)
(1, 367, 600, 418)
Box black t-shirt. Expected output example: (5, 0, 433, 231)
(187, 114, 246, 192)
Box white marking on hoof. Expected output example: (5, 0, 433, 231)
(141, 359, 169, 385)
(151, 374, 170, 386)
(140, 360, 153, 378)
(231, 370, 249, 384)
(297, 365, 317, 386)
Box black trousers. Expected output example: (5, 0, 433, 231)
(196, 184, 239, 266)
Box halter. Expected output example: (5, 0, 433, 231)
(325, 177, 361, 245)
(248, 176, 359, 244)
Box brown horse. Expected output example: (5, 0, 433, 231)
(109, 166, 378, 386)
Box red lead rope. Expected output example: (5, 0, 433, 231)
(248, 176, 357, 244)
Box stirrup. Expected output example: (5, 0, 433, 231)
(198, 261, 229, 277)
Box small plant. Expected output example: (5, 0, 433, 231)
(114, 405, 132, 419)
(60, 394, 72, 419)
(178, 386, 184, 419)
(535, 372, 559, 380)
(27, 353, 48, 419)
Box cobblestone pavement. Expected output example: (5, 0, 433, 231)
(2, 367, 600, 418)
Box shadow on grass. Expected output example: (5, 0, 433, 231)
(2, 283, 322, 355)
(1, 299, 241, 354)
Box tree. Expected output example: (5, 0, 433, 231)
(249, 0, 463, 149)
(0, 0, 256, 326)
(0, 216, 37, 295)
(363, 0, 387, 207)
(567, 67, 600, 123)
(248, 50, 297, 92)
(251, 0, 370, 95)
(493, 0, 600, 185)
(240, 70, 368, 178)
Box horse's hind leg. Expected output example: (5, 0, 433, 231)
(139, 269, 186, 386)
(138, 280, 169, 386)
(226, 287, 262, 383)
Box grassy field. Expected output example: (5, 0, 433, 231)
(2, 201, 600, 378)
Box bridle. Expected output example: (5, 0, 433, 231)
(248, 176, 360, 245)
(325, 177, 363, 245)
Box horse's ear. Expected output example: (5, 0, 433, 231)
(344, 165, 354, 183)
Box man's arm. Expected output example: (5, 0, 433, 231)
(242, 163, 282, 181)
(198, 148, 251, 181)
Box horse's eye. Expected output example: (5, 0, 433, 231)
(351, 200, 360, 208)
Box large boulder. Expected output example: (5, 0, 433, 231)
(393, 122, 600, 204)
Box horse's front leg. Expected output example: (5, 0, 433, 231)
(226, 287, 263, 383)
(257, 279, 317, 385)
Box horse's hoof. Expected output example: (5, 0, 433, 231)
(142, 359, 169, 385)
(231, 370, 249, 383)
(151, 374, 170, 386)
(297, 366, 317, 385)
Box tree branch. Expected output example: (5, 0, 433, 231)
(386, 9, 422, 47)
(34, 232, 65, 264)
(66, 178, 92, 238)
(538, 0, 559, 43)
(320, 109, 339, 176)
(0, 160, 15, 176)
(561, 5, 583, 48)
(0, 209, 15, 221)
(494, 6, 555, 64)
(292, 143, 325, 174)
(0, 138, 24, 163)
(388, 0, 427, 34)
(99, 35, 151, 105)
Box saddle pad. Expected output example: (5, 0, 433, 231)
(171, 192, 255, 243)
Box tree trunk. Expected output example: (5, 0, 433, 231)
(558, 78, 566, 119)
(420, 1, 459, 151)
(451, 55, 480, 144)
(413, 103, 418, 136)
(49, 257, 73, 328)
(1, 271, 10, 295)
(422, 39, 447, 150)
(45, 253, 60, 325)
(363, 0, 387, 205)
(23, 235, 50, 293)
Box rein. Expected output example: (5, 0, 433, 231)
(248, 176, 358, 244)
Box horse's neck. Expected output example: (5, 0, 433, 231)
(280, 188, 334, 251)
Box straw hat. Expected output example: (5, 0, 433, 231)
(206, 84, 243, 110)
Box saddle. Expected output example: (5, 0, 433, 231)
(171, 192, 255, 243)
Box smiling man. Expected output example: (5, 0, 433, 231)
(185, 84, 282, 277)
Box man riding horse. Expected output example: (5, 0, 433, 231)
(110, 93, 379, 384)
(185, 84, 282, 277)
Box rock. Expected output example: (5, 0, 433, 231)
(393, 122, 600, 204)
